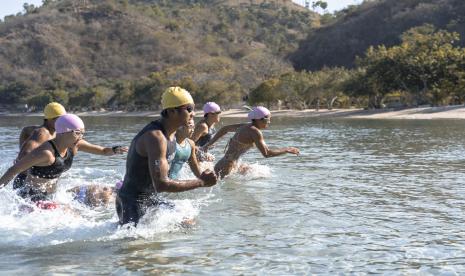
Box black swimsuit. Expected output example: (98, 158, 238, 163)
(18, 141, 74, 202)
(29, 141, 74, 179)
(13, 172, 28, 190)
(196, 124, 216, 147)
(196, 124, 216, 162)
(116, 120, 176, 225)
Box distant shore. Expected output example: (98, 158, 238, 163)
(2, 105, 465, 120)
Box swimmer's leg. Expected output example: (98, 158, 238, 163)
(237, 163, 252, 175)
(214, 158, 236, 179)
(116, 194, 143, 226)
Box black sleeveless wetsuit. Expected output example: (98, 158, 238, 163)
(18, 141, 74, 202)
(116, 120, 176, 225)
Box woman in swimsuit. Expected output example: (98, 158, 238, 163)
(169, 119, 202, 179)
(14, 102, 67, 190)
(192, 102, 221, 162)
(0, 114, 128, 206)
(202, 106, 300, 178)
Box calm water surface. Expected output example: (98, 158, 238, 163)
(1, 116, 465, 274)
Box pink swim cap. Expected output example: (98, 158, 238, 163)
(55, 114, 85, 134)
(203, 102, 221, 114)
(248, 106, 271, 120)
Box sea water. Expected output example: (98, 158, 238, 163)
(1, 116, 465, 274)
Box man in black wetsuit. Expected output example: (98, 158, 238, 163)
(116, 87, 218, 226)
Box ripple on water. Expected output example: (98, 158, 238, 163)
(1, 117, 465, 273)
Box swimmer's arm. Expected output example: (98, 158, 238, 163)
(145, 133, 206, 192)
(187, 139, 202, 178)
(253, 131, 300, 158)
(76, 140, 128, 156)
(203, 123, 246, 149)
(0, 149, 52, 188)
(191, 123, 208, 143)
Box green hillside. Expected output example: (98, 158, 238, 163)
(291, 0, 465, 70)
(0, 0, 317, 109)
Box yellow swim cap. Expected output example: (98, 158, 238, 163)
(43, 102, 66, 119)
(161, 87, 194, 109)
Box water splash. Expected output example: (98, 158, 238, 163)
(0, 166, 214, 248)
(230, 161, 272, 180)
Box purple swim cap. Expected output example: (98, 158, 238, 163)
(248, 106, 271, 120)
(115, 180, 123, 190)
(203, 102, 221, 114)
(55, 114, 85, 134)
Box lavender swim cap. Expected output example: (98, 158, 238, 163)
(203, 102, 221, 114)
(248, 106, 271, 120)
(55, 114, 85, 134)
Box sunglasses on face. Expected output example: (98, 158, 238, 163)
(261, 117, 271, 123)
(176, 105, 194, 113)
(72, 130, 85, 137)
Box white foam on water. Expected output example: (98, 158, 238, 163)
(0, 166, 215, 247)
(229, 161, 272, 180)
(108, 191, 218, 240)
(0, 187, 114, 247)
(177, 159, 271, 181)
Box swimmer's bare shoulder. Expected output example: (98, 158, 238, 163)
(30, 127, 53, 141)
(238, 124, 259, 143)
(136, 129, 165, 156)
(19, 125, 40, 146)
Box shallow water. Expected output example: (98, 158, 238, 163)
(1, 116, 465, 274)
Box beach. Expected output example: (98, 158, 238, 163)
(2, 105, 465, 119)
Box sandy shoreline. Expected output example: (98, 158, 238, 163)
(2, 105, 465, 120)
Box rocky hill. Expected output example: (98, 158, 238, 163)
(0, 0, 317, 105)
(291, 0, 465, 70)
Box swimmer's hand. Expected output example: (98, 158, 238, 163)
(203, 152, 215, 162)
(197, 148, 215, 162)
(112, 146, 129, 154)
(286, 147, 300, 155)
(199, 144, 213, 152)
(199, 169, 217, 187)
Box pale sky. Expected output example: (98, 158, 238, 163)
(1, 0, 43, 20)
(0, 0, 362, 20)
(293, 0, 363, 13)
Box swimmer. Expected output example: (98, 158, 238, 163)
(116, 87, 217, 226)
(192, 102, 221, 162)
(68, 185, 116, 207)
(202, 106, 300, 178)
(14, 102, 67, 189)
(169, 119, 203, 179)
(0, 114, 128, 203)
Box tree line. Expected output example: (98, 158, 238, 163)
(1, 25, 463, 111)
(249, 25, 465, 110)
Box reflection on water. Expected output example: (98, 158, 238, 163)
(1, 116, 465, 273)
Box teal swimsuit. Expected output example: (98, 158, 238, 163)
(169, 140, 192, 179)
